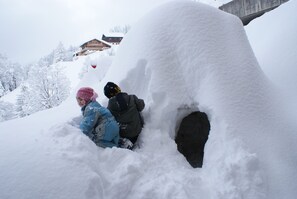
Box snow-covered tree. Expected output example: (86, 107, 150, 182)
(15, 63, 70, 117)
(0, 83, 5, 97)
(0, 100, 16, 122)
(0, 54, 9, 96)
(38, 55, 52, 68)
(0, 54, 26, 97)
(8, 62, 24, 90)
(64, 45, 79, 61)
(52, 42, 66, 63)
(27, 64, 70, 111)
(15, 84, 34, 117)
(45, 65, 70, 108)
(37, 43, 78, 65)
(110, 25, 131, 34)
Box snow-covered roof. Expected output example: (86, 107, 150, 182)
(80, 38, 111, 47)
(103, 32, 124, 37)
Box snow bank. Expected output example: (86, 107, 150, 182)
(102, 0, 297, 198)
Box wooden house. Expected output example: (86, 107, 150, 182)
(76, 39, 111, 56)
(102, 34, 123, 45)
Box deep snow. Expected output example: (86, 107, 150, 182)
(1, 1, 297, 199)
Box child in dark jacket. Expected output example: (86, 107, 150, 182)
(76, 87, 119, 148)
(103, 82, 145, 148)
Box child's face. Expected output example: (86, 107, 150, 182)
(76, 97, 86, 107)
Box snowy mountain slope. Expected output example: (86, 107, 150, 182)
(0, 1, 296, 199)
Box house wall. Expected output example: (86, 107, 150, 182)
(78, 39, 111, 56)
(82, 40, 109, 49)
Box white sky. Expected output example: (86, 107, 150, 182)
(0, 0, 173, 64)
(0, 0, 228, 65)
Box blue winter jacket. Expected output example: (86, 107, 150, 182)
(80, 101, 119, 148)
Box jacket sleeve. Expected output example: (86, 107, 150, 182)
(80, 106, 99, 136)
(132, 95, 145, 112)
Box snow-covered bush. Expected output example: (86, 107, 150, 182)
(16, 64, 70, 116)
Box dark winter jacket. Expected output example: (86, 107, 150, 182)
(107, 92, 145, 139)
(80, 101, 119, 148)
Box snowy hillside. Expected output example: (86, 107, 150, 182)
(1, 1, 297, 199)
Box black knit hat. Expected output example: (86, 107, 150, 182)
(104, 82, 121, 98)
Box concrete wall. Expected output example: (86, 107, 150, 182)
(219, 0, 289, 25)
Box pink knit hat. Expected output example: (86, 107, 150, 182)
(76, 87, 98, 102)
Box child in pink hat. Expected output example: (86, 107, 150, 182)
(76, 87, 119, 148)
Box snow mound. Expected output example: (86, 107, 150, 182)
(102, 0, 297, 198)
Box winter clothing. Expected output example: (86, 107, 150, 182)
(107, 92, 145, 143)
(80, 100, 119, 148)
(77, 87, 98, 102)
(104, 82, 121, 99)
(119, 138, 134, 150)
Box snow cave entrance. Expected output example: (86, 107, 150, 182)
(175, 111, 210, 168)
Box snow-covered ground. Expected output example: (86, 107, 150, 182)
(1, 1, 297, 199)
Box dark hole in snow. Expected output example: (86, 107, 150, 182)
(175, 111, 210, 168)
